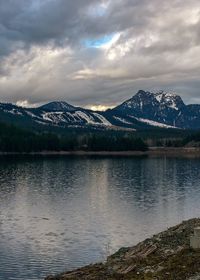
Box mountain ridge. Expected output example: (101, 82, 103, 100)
(0, 90, 200, 131)
(110, 90, 200, 129)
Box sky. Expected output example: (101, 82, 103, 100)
(0, 0, 200, 109)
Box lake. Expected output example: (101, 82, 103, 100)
(0, 155, 200, 280)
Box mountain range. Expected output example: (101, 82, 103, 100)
(1, 90, 200, 131)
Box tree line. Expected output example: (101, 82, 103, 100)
(0, 122, 148, 152)
(1, 121, 199, 152)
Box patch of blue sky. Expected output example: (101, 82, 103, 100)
(84, 34, 115, 48)
(88, 2, 108, 17)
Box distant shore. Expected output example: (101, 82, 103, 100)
(1, 147, 200, 157)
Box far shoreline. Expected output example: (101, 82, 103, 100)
(1, 147, 200, 157)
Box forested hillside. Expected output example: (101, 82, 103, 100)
(0, 122, 148, 152)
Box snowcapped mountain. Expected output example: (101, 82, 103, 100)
(113, 90, 185, 117)
(0, 90, 200, 131)
(110, 90, 200, 129)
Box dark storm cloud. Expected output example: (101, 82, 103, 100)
(0, 0, 98, 53)
(0, 0, 200, 107)
(0, 0, 153, 53)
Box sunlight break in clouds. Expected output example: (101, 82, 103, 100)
(87, 105, 115, 111)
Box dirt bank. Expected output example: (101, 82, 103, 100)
(45, 218, 200, 280)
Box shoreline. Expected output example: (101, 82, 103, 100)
(1, 147, 200, 157)
(45, 218, 200, 280)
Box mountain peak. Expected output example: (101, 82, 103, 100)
(135, 89, 182, 100)
(133, 90, 185, 110)
(39, 101, 77, 112)
(154, 91, 185, 110)
(135, 90, 154, 98)
(112, 89, 187, 127)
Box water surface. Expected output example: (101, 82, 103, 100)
(0, 156, 200, 280)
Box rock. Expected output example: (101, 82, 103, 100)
(190, 227, 200, 249)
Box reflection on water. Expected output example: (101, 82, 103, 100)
(0, 156, 200, 279)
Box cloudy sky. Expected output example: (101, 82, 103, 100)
(0, 0, 200, 109)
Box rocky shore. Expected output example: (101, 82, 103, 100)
(45, 218, 200, 280)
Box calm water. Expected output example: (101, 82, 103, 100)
(0, 156, 200, 280)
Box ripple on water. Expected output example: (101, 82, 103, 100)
(0, 157, 200, 279)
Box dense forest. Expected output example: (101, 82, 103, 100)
(0, 122, 148, 152)
(0, 121, 200, 153)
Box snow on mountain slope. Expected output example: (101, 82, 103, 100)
(133, 117, 178, 129)
(92, 113, 112, 126)
(113, 116, 133, 125)
(154, 91, 185, 111)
